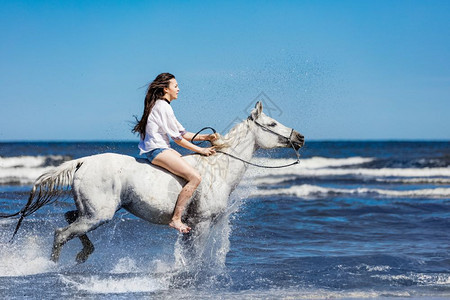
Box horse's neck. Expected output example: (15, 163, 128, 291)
(183, 120, 256, 190)
(224, 120, 256, 158)
(218, 120, 257, 187)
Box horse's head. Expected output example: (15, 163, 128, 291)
(248, 101, 305, 150)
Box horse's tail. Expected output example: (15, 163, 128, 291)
(0, 158, 85, 241)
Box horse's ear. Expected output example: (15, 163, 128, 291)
(250, 101, 263, 120)
(255, 101, 263, 113)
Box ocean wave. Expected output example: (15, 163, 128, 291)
(295, 167, 450, 178)
(244, 171, 450, 188)
(251, 156, 375, 169)
(0, 155, 68, 168)
(356, 264, 392, 272)
(0, 155, 70, 185)
(376, 177, 450, 184)
(295, 156, 376, 168)
(249, 184, 450, 198)
(372, 272, 450, 286)
(0, 167, 55, 185)
(246, 157, 450, 180)
(244, 175, 450, 187)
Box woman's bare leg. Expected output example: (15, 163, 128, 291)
(151, 149, 201, 233)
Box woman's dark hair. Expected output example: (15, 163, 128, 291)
(132, 73, 175, 137)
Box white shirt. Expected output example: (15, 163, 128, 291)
(138, 99, 186, 154)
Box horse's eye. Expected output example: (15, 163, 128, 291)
(268, 122, 277, 127)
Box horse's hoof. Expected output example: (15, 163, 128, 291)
(76, 247, 94, 264)
(76, 252, 88, 264)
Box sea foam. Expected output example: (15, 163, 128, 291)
(59, 274, 163, 294)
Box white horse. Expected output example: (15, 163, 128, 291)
(5, 102, 304, 263)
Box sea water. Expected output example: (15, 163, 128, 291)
(0, 141, 449, 299)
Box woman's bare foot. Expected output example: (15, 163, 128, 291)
(169, 219, 191, 234)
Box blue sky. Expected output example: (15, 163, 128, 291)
(1, 0, 449, 141)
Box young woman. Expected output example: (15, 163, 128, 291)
(133, 73, 217, 234)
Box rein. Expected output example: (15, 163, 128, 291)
(190, 122, 300, 169)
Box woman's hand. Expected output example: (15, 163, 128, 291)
(200, 146, 216, 156)
(208, 133, 219, 142)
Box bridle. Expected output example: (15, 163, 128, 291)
(191, 118, 301, 169)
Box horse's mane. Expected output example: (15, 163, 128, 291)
(210, 119, 250, 150)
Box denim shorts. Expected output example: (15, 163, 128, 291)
(145, 148, 169, 163)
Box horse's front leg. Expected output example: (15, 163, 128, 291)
(175, 219, 213, 269)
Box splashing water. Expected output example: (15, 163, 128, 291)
(0, 233, 56, 277)
(168, 187, 252, 288)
